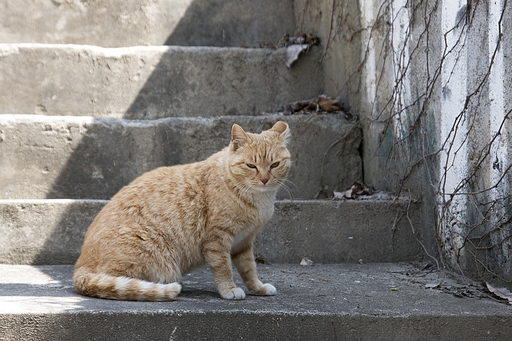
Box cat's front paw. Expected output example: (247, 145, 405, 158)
(260, 283, 277, 295)
(221, 287, 246, 300)
(262, 283, 277, 295)
(250, 283, 277, 296)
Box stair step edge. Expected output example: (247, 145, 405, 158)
(0, 199, 424, 265)
(0, 263, 510, 341)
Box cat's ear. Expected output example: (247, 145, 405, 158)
(270, 121, 291, 145)
(230, 124, 248, 151)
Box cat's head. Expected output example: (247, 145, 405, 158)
(227, 121, 291, 193)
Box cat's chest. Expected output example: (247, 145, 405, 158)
(256, 200, 275, 223)
(232, 201, 274, 248)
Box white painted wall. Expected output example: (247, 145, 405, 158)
(356, 0, 511, 278)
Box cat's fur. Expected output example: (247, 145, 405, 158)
(73, 121, 291, 301)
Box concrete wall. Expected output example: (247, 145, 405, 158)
(0, 0, 295, 47)
(295, 0, 512, 285)
(292, 0, 438, 264)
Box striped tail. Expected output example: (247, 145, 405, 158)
(73, 270, 181, 301)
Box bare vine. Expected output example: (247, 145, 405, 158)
(318, 0, 512, 284)
(373, 0, 510, 284)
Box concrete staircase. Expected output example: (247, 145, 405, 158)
(1, 1, 511, 340)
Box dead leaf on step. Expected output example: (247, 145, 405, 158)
(286, 44, 310, 68)
(485, 282, 512, 304)
(318, 97, 344, 112)
(425, 281, 442, 289)
(258, 33, 320, 67)
(261, 33, 321, 49)
(337, 181, 375, 199)
(333, 191, 345, 200)
(300, 257, 314, 266)
(282, 95, 346, 115)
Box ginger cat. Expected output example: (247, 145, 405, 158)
(73, 121, 291, 301)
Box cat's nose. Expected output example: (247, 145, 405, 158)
(260, 178, 269, 185)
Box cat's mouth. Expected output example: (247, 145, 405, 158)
(254, 182, 279, 192)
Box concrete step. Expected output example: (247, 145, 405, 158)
(0, 114, 360, 200)
(0, 0, 295, 48)
(0, 44, 322, 119)
(1, 263, 510, 340)
(0, 199, 426, 265)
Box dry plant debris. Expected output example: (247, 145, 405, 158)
(335, 181, 375, 199)
(288, 95, 344, 114)
(275, 95, 350, 117)
(485, 282, 512, 305)
(400, 263, 494, 301)
(403, 262, 512, 305)
(285, 45, 310, 68)
(300, 257, 314, 266)
(333, 182, 415, 201)
(256, 33, 320, 67)
(259, 33, 320, 49)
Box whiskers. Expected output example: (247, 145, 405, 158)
(232, 181, 253, 201)
(274, 178, 298, 200)
(232, 178, 297, 201)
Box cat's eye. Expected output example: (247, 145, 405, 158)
(246, 163, 257, 169)
(270, 162, 280, 169)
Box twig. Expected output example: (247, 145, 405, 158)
(405, 191, 440, 269)
(317, 123, 359, 196)
(320, 0, 336, 63)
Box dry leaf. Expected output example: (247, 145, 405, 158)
(284, 95, 345, 115)
(333, 191, 344, 200)
(300, 257, 314, 266)
(286, 44, 310, 68)
(318, 97, 343, 112)
(486, 282, 512, 304)
(425, 282, 441, 289)
(269, 33, 320, 49)
(337, 181, 375, 200)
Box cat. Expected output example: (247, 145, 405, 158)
(73, 121, 291, 301)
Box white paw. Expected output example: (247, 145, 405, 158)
(222, 287, 246, 300)
(262, 283, 277, 296)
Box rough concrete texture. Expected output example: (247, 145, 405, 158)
(293, 0, 362, 111)
(1, 263, 511, 341)
(258, 200, 424, 264)
(0, 199, 423, 265)
(0, 114, 361, 200)
(0, 200, 107, 265)
(0, 0, 295, 47)
(0, 44, 323, 119)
